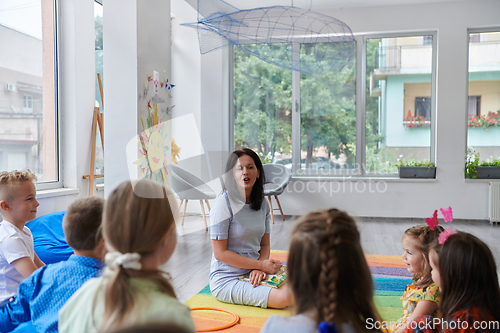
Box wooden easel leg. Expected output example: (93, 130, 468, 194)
(200, 200, 208, 231)
(205, 200, 211, 211)
(275, 195, 285, 221)
(182, 200, 188, 225)
(89, 109, 98, 196)
(268, 196, 275, 224)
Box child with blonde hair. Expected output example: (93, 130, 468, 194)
(261, 209, 383, 333)
(406, 232, 500, 333)
(0, 170, 44, 303)
(394, 224, 443, 333)
(59, 179, 195, 333)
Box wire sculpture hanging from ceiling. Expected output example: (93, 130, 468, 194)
(181, 0, 355, 75)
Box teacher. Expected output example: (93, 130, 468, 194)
(209, 148, 290, 309)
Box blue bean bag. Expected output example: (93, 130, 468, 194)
(26, 210, 73, 265)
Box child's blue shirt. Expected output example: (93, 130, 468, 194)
(0, 254, 105, 333)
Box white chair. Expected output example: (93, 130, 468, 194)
(263, 164, 292, 224)
(171, 165, 217, 231)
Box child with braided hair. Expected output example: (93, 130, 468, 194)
(394, 224, 444, 333)
(261, 209, 383, 333)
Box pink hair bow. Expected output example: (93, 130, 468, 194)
(440, 206, 453, 222)
(439, 227, 456, 244)
(425, 210, 439, 230)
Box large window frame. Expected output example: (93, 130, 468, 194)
(36, 0, 61, 190)
(465, 27, 500, 175)
(230, 31, 437, 178)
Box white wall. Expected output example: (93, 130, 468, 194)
(178, 0, 500, 220)
(104, 0, 171, 197)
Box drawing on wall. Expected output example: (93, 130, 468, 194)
(135, 71, 179, 185)
(182, 0, 355, 74)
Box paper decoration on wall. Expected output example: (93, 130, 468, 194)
(171, 137, 181, 164)
(135, 101, 168, 181)
(182, 0, 355, 74)
(135, 71, 179, 185)
(151, 71, 166, 104)
(162, 105, 175, 115)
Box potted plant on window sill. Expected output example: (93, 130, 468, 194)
(394, 159, 436, 179)
(465, 148, 500, 179)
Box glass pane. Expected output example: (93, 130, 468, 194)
(466, 31, 500, 176)
(299, 41, 356, 174)
(365, 36, 433, 174)
(0, 0, 58, 182)
(94, 2, 104, 180)
(233, 46, 292, 166)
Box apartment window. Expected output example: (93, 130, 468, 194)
(233, 32, 436, 177)
(23, 94, 34, 112)
(468, 96, 481, 116)
(0, 0, 59, 187)
(467, 30, 500, 163)
(415, 97, 431, 120)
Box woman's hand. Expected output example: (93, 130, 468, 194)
(249, 270, 267, 287)
(260, 259, 282, 274)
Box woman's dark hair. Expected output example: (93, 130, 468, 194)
(288, 209, 382, 332)
(223, 148, 265, 211)
(439, 232, 500, 321)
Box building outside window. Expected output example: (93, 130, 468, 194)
(233, 33, 437, 176)
(467, 30, 500, 163)
(94, 0, 104, 179)
(0, 0, 59, 187)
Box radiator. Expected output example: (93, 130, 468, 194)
(489, 182, 500, 223)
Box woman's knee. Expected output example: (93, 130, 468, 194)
(267, 287, 291, 309)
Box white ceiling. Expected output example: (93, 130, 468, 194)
(222, 0, 467, 10)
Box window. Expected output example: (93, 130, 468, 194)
(94, 1, 104, 179)
(467, 30, 500, 164)
(0, 0, 59, 187)
(233, 47, 292, 164)
(365, 35, 435, 174)
(468, 96, 481, 116)
(23, 94, 34, 112)
(233, 33, 436, 177)
(415, 97, 431, 120)
(299, 42, 357, 173)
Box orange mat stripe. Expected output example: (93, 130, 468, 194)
(365, 254, 406, 268)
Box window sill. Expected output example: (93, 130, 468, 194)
(36, 187, 80, 199)
(292, 176, 437, 183)
(464, 178, 500, 183)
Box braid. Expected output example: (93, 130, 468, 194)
(319, 213, 340, 324)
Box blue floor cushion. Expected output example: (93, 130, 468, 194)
(26, 211, 73, 264)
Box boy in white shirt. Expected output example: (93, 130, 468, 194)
(0, 170, 44, 303)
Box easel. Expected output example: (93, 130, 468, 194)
(83, 74, 105, 196)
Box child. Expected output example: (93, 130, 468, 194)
(0, 170, 44, 303)
(0, 196, 106, 332)
(395, 224, 443, 333)
(407, 232, 500, 333)
(59, 179, 195, 333)
(261, 209, 383, 333)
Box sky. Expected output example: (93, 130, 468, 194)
(0, 0, 42, 39)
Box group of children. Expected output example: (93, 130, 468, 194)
(0, 168, 500, 333)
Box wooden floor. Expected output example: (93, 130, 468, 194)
(163, 213, 500, 303)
